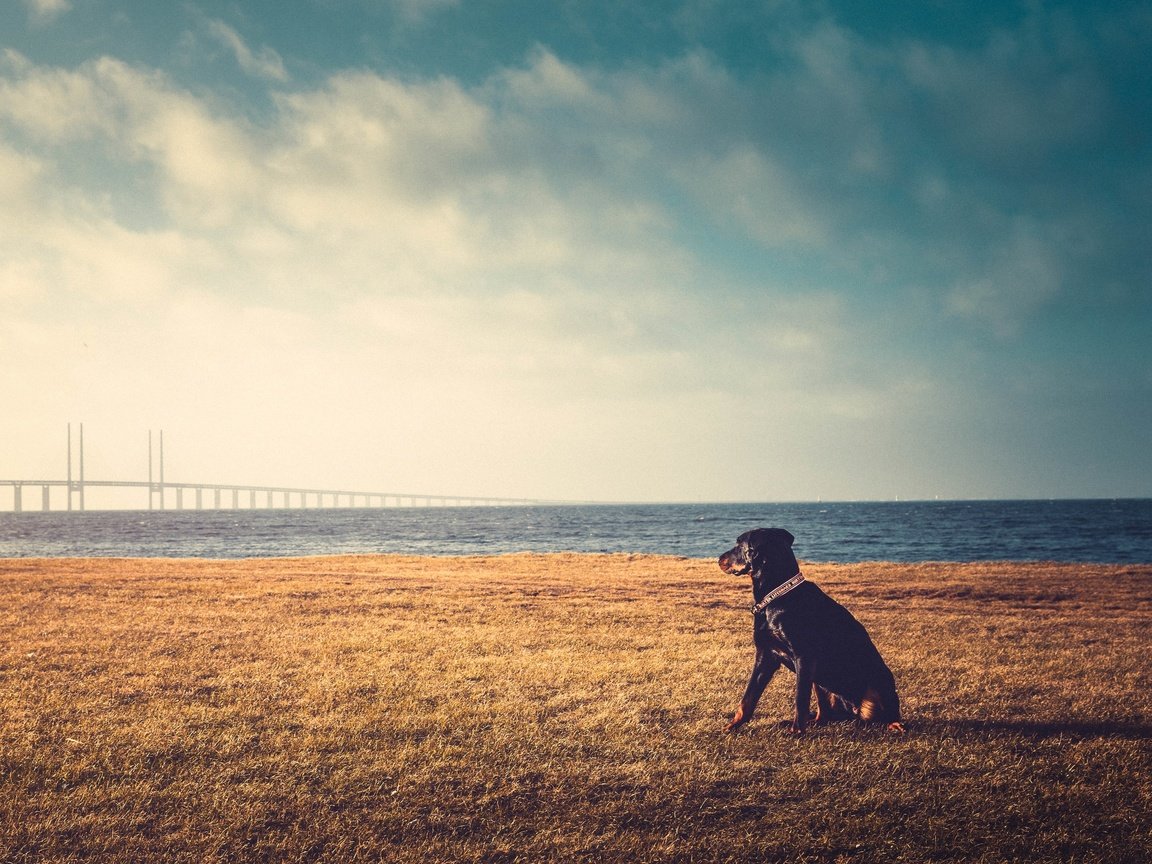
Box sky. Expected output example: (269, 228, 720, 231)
(1, 0, 1149, 505)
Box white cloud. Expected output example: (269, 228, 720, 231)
(7, 37, 1117, 500)
(387, 0, 460, 25)
(204, 20, 288, 83)
(0, 139, 42, 202)
(679, 145, 828, 247)
(900, 24, 1108, 166)
(499, 48, 605, 109)
(0, 51, 736, 496)
(23, 0, 70, 25)
(0, 51, 116, 141)
(946, 220, 1065, 336)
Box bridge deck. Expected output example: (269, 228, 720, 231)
(0, 479, 553, 512)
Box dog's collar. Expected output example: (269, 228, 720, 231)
(750, 572, 805, 615)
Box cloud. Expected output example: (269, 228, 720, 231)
(677, 145, 828, 247)
(204, 20, 288, 82)
(0, 41, 1076, 356)
(901, 32, 1108, 171)
(22, 0, 70, 25)
(0, 48, 838, 495)
(945, 219, 1065, 336)
(0, 52, 712, 364)
(1, 6, 1149, 499)
(0, 50, 116, 140)
(390, 0, 460, 24)
(9, 37, 1115, 347)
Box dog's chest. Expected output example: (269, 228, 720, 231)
(754, 614, 796, 662)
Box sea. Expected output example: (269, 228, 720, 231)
(0, 499, 1150, 563)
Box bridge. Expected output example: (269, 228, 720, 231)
(1, 425, 554, 512)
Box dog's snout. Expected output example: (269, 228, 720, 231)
(718, 547, 748, 575)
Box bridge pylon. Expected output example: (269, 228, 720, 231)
(148, 430, 165, 510)
(67, 423, 85, 512)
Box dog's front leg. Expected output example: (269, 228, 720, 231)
(790, 657, 816, 734)
(726, 650, 780, 732)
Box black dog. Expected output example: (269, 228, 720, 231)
(719, 528, 905, 734)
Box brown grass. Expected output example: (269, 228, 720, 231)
(1, 554, 1150, 863)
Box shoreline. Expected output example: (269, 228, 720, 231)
(4, 553, 1151, 575)
(4, 551, 1151, 564)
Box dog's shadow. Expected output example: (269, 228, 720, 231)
(912, 717, 1152, 741)
(757, 717, 1152, 741)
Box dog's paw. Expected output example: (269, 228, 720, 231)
(788, 720, 807, 736)
(725, 705, 751, 733)
(887, 721, 907, 735)
(724, 719, 743, 734)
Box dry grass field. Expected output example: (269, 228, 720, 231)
(1, 554, 1150, 863)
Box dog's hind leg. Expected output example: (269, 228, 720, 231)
(813, 687, 855, 725)
(812, 683, 830, 724)
(883, 685, 906, 733)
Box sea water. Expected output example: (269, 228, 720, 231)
(1, 499, 1149, 562)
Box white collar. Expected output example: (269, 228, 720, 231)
(750, 572, 805, 615)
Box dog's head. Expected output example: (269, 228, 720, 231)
(719, 528, 798, 579)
